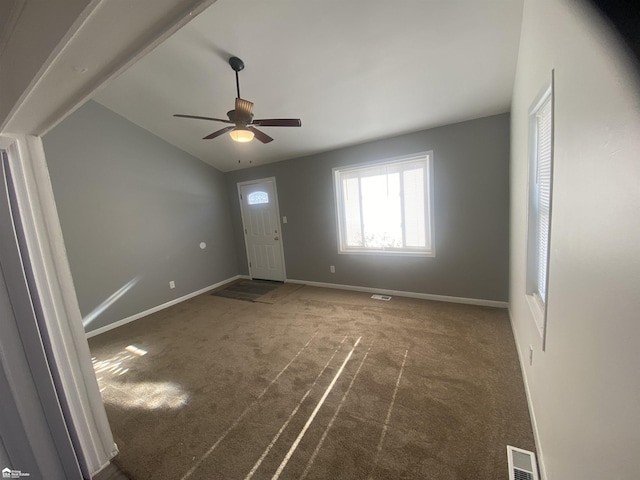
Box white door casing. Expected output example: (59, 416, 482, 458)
(1, 135, 118, 477)
(238, 178, 285, 282)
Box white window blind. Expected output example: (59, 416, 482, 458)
(334, 153, 434, 255)
(535, 97, 552, 302)
(526, 75, 554, 343)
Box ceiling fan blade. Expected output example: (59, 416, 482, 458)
(235, 98, 254, 118)
(252, 118, 302, 127)
(248, 126, 274, 144)
(203, 126, 235, 140)
(174, 114, 232, 123)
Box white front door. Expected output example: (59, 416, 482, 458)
(238, 178, 285, 281)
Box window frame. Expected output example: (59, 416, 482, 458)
(526, 72, 555, 348)
(333, 151, 435, 257)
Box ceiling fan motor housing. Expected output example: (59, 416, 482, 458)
(227, 109, 253, 125)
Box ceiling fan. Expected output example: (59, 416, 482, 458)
(173, 56, 301, 144)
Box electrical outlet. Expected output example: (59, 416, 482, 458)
(529, 345, 534, 366)
(282, 216, 288, 224)
(330, 265, 336, 273)
(169, 281, 175, 289)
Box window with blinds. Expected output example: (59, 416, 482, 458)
(535, 97, 552, 302)
(527, 81, 554, 324)
(333, 153, 434, 256)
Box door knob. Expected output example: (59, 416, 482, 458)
(274, 236, 279, 241)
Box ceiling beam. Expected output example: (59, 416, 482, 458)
(1, 0, 217, 136)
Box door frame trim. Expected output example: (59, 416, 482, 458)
(0, 134, 117, 476)
(237, 176, 287, 281)
(1, 144, 81, 479)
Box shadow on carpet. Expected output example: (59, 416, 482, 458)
(211, 279, 303, 303)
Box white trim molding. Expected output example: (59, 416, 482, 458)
(87, 275, 507, 341)
(86, 275, 249, 339)
(285, 278, 508, 308)
(2, 134, 116, 477)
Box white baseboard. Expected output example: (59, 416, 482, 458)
(86, 274, 507, 336)
(85, 275, 249, 339)
(507, 306, 546, 480)
(285, 278, 508, 308)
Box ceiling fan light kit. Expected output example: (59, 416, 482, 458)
(229, 128, 254, 143)
(173, 56, 301, 144)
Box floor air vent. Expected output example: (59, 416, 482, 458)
(507, 446, 539, 480)
(371, 294, 392, 301)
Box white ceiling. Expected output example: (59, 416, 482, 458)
(94, 0, 524, 172)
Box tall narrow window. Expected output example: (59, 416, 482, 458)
(333, 153, 434, 256)
(535, 98, 552, 302)
(527, 76, 554, 336)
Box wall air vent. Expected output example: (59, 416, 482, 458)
(507, 446, 539, 480)
(371, 294, 392, 301)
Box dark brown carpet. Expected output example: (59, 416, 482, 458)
(88, 286, 534, 480)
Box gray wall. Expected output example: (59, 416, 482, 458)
(509, 1, 640, 478)
(0, 435, 8, 471)
(43, 101, 239, 333)
(225, 113, 510, 302)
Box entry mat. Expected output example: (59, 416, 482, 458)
(211, 279, 304, 304)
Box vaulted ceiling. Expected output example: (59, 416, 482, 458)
(94, 0, 524, 171)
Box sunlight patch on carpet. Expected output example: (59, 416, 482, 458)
(102, 381, 191, 410)
(125, 345, 148, 356)
(92, 346, 190, 409)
